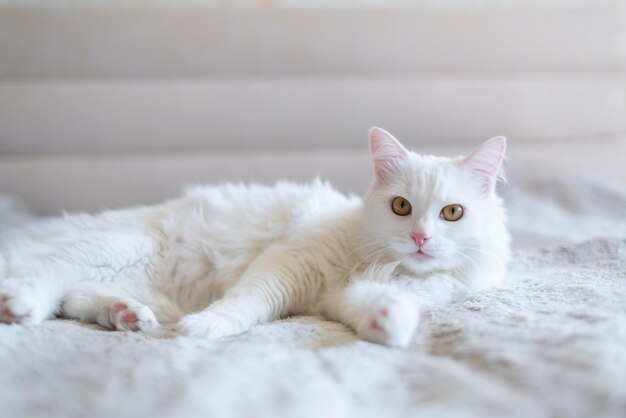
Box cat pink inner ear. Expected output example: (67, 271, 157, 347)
(462, 136, 507, 195)
(369, 127, 409, 183)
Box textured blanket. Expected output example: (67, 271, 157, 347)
(1, 177, 625, 418)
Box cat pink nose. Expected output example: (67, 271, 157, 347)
(411, 232, 430, 246)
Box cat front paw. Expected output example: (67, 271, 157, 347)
(101, 300, 159, 334)
(0, 279, 46, 326)
(357, 294, 419, 348)
(175, 312, 240, 339)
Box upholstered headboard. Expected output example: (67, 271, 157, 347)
(0, 2, 624, 213)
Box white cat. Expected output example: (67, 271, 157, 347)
(0, 128, 510, 347)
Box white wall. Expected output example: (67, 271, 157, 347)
(0, 5, 624, 214)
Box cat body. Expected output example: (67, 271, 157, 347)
(0, 129, 510, 347)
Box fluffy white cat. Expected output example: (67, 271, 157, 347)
(0, 128, 510, 347)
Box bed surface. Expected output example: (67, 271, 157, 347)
(1, 177, 625, 418)
(1, 2, 624, 416)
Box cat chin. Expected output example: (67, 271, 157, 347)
(400, 254, 463, 275)
(401, 257, 438, 273)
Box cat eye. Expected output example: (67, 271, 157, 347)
(391, 196, 412, 216)
(441, 204, 464, 222)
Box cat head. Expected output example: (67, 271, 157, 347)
(360, 127, 509, 276)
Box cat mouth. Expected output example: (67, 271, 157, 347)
(413, 249, 433, 259)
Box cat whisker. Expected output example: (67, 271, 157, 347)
(453, 251, 482, 273)
(461, 245, 501, 261)
(338, 244, 397, 285)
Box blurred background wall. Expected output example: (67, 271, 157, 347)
(0, 0, 624, 214)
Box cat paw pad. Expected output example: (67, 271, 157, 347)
(359, 294, 419, 348)
(0, 281, 42, 325)
(105, 301, 158, 333)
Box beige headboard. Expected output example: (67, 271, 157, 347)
(0, 4, 624, 214)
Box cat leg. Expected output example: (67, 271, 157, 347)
(176, 245, 317, 339)
(0, 277, 65, 325)
(321, 280, 420, 348)
(62, 283, 159, 333)
(175, 288, 274, 339)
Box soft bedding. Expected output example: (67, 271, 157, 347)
(1, 177, 625, 418)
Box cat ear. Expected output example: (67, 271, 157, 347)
(369, 127, 409, 183)
(461, 136, 507, 195)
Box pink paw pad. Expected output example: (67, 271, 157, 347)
(358, 295, 419, 348)
(0, 282, 41, 326)
(106, 301, 156, 333)
(108, 303, 135, 330)
(2, 308, 16, 322)
(123, 313, 138, 323)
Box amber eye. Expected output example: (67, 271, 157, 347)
(441, 204, 464, 222)
(391, 196, 412, 216)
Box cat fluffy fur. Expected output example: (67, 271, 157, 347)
(0, 128, 510, 347)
